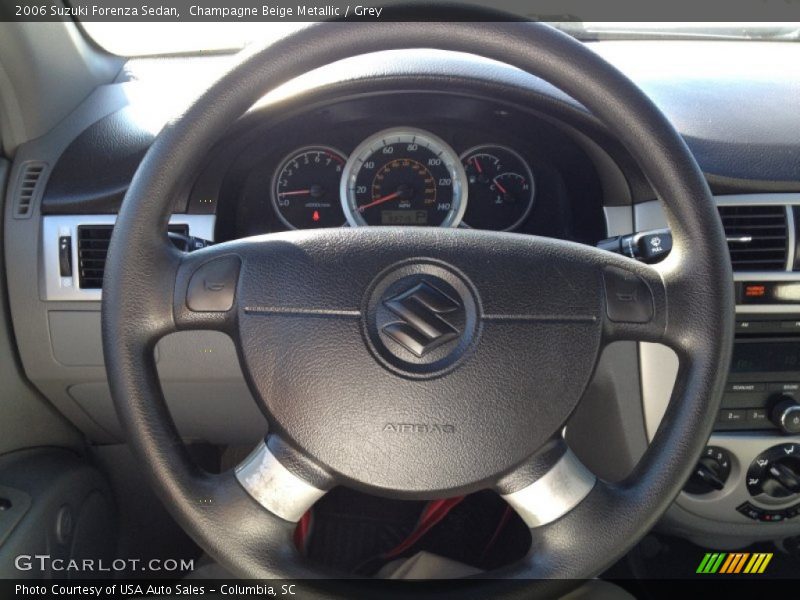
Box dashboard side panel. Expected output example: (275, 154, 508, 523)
(0, 157, 82, 455)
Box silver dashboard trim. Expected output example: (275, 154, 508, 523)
(714, 193, 800, 207)
(41, 214, 215, 301)
(602, 205, 633, 238)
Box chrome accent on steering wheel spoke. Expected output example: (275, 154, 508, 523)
(235, 441, 326, 522)
(501, 449, 596, 528)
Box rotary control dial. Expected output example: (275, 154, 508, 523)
(771, 395, 800, 434)
(685, 446, 732, 495)
(746, 443, 800, 500)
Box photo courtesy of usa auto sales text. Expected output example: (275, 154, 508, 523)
(15, 584, 300, 596)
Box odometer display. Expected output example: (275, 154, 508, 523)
(381, 210, 428, 225)
(271, 146, 347, 229)
(341, 128, 466, 227)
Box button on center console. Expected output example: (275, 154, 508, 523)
(772, 397, 800, 434)
(718, 381, 800, 433)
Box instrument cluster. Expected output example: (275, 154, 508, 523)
(271, 127, 536, 232)
(212, 91, 607, 246)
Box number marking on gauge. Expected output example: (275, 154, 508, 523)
(271, 146, 347, 230)
(460, 145, 535, 231)
(341, 128, 467, 227)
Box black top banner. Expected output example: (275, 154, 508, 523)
(3, 0, 800, 22)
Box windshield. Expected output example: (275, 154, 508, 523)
(83, 22, 800, 57)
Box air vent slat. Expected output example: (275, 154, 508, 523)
(727, 259, 786, 267)
(723, 224, 786, 231)
(76, 223, 189, 289)
(79, 260, 106, 268)
(728, 247, 786, 254)
(14, 163, 46, 218)
(717, 205, 788, 272)
(720, 213, 785, 219)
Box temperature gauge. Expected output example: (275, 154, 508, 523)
(461, 145, 535, 231)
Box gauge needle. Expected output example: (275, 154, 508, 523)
(278, 189, 312, 196)
(357, 190, 403, 212)
(472, 157, 483, 173)
(493, 178, 509, 195)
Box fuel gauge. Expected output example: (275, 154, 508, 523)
(461, 145, 535, 231)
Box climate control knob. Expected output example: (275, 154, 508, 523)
(771, 396, 800, 435)
(685, 446, 731, 495)
(747, 443, 800, 500)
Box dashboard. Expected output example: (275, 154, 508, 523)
(7, 42, 800, 549)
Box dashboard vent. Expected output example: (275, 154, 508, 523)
(718, 205, 788, 271)
(77, 223, 189, 289)
(14, 162, 46, 218)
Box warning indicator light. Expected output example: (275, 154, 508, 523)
(744, 285, 766, 298)
(312, 210, 320, 222)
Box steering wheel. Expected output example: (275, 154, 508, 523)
(102, 21, 733, 593)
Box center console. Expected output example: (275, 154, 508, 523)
(695, 319, 800, 524)
(633, 194, 800, 538)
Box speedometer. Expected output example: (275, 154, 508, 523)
(341, 128, 467, 227)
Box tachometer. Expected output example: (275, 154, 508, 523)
(461, 145, 535, 231)
(341, 128, 466, 227)
(272, 146, 347, 229)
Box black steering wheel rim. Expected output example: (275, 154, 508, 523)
(102, 21, 734, 591)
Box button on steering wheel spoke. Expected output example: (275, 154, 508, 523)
(599, 257, 684, 350)
(172, 243, 244, 334)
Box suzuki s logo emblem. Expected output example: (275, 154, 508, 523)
(365, 264, 478, 377)
(382, 281, 462, 357)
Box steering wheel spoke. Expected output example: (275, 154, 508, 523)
(236, 436, 335, 523)
(495, 440, 596, 528)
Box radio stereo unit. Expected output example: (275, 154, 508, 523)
(720, 322, 800, 434)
